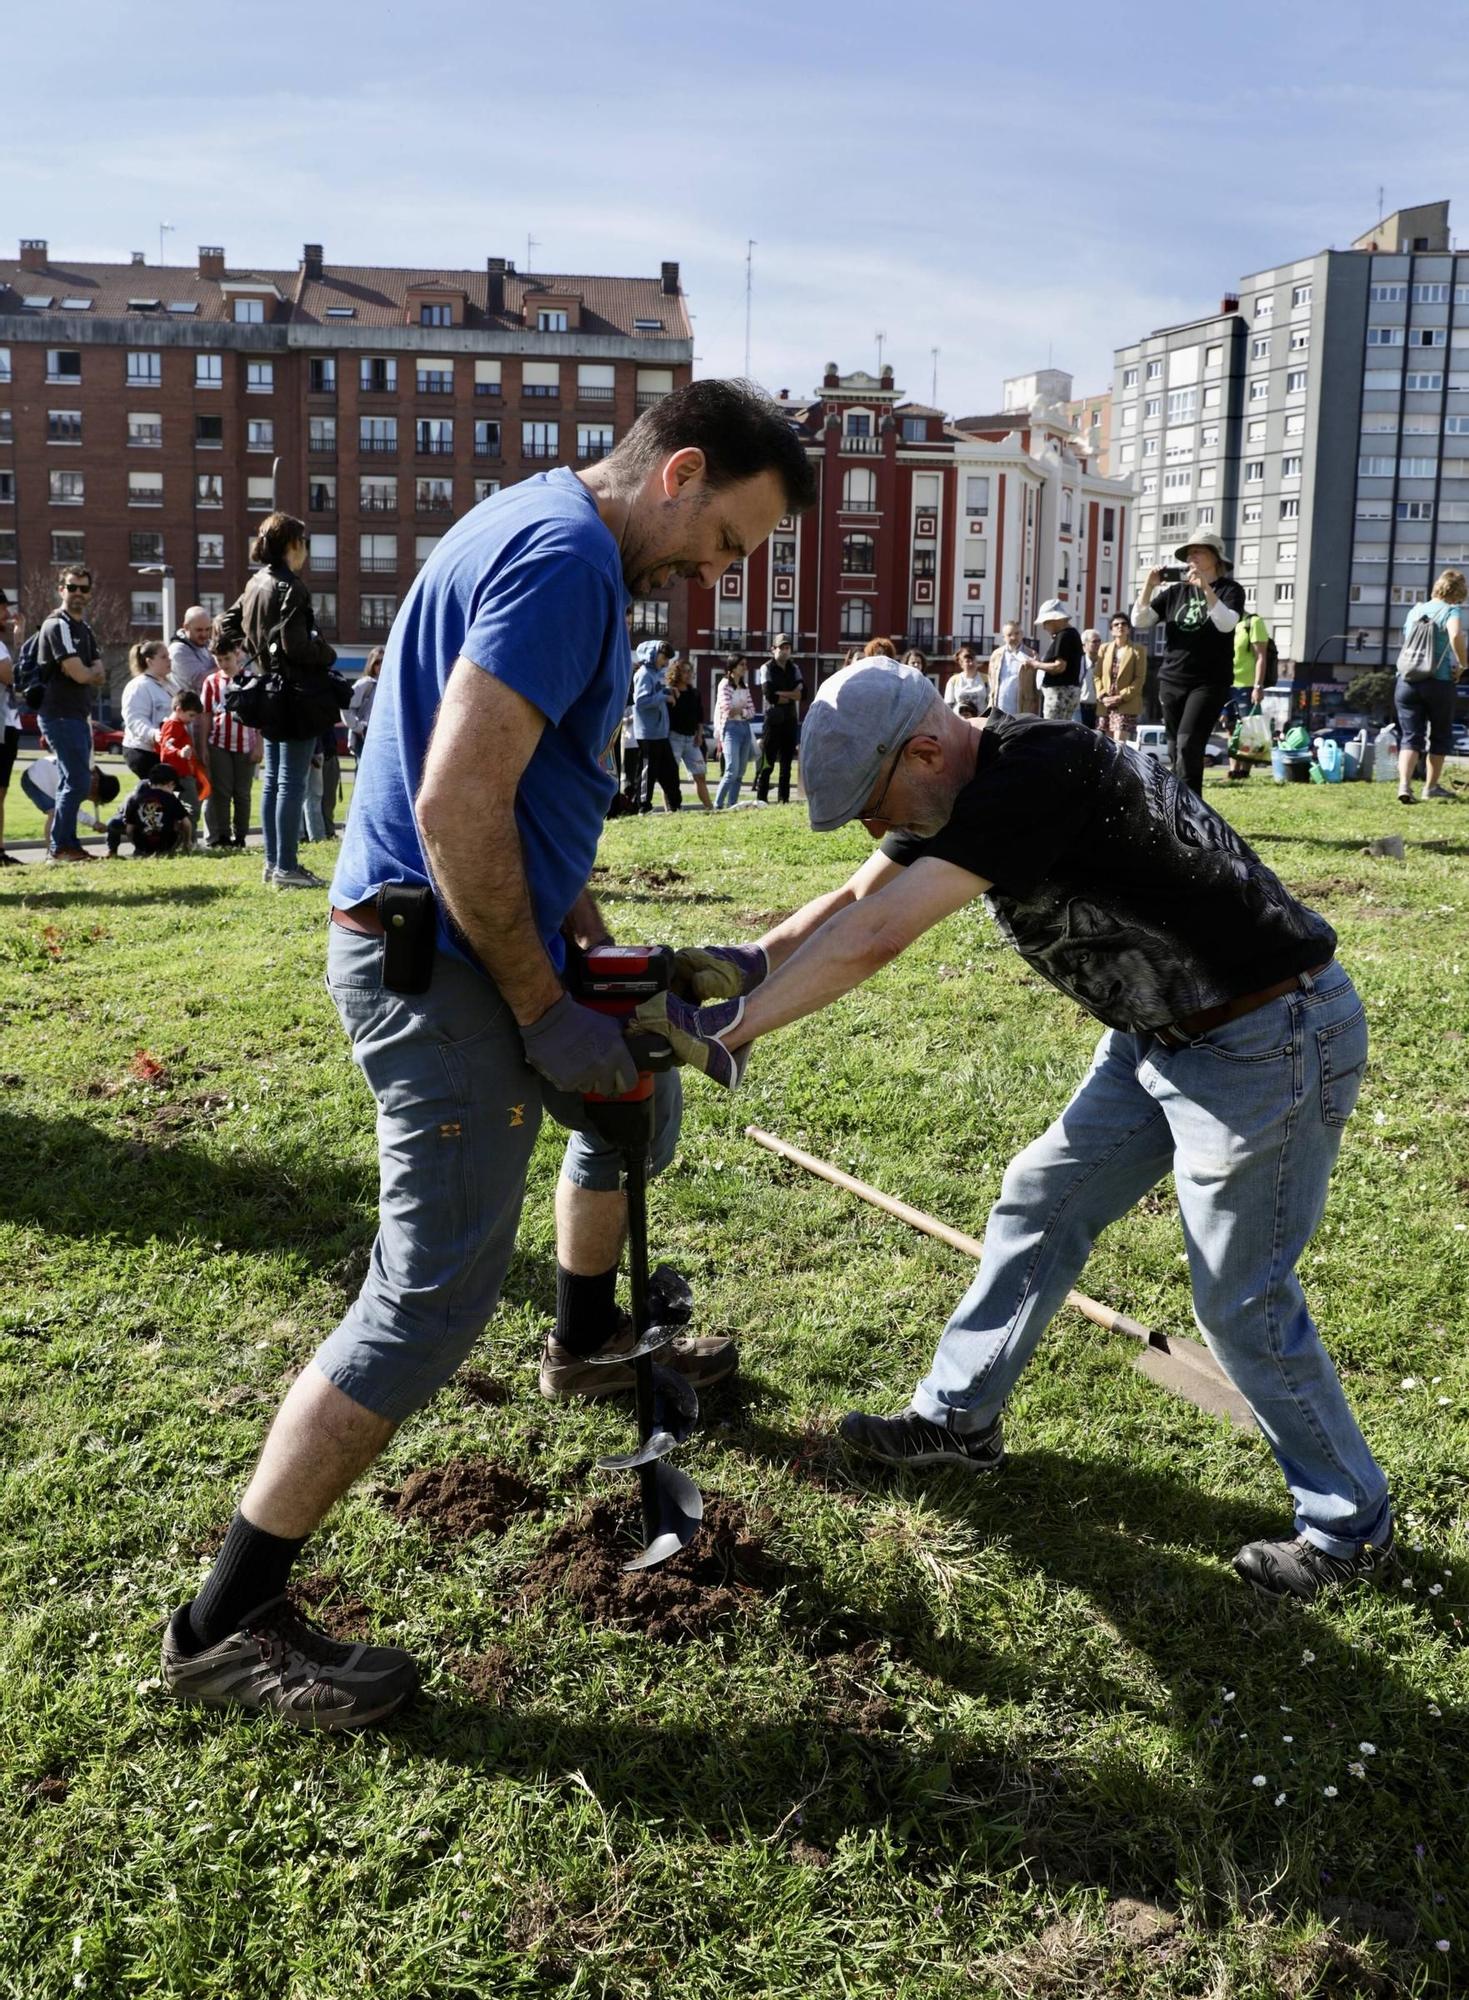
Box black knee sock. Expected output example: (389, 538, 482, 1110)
(554, 1264, 619, 1356)
(182, 1511, 307, 1652)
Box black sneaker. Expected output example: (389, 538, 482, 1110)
(1232, 1529, 1398, 1601)
(838, 1407, 1005, 1472)
(160, 1597, 419, 1729)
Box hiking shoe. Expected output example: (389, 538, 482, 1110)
(838, 1407, 1005, 1472)
(47, 845, 98, 864)
(273, 865, 327, 890)
(1232, 1529, 1399, 1602)
(160, 1597, 419, 1730)
(538, 1316, 737, 1400)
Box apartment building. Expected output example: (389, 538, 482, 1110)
(0, 239, 692, 658)
(1112, 201, 1469, 671)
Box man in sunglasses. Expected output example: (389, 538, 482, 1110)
(35, 568, 105, 863)
(660, 659, 1394, 1605)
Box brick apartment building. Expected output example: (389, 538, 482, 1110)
(684, 362, 1132, 690)
(0, 239, 693, 663)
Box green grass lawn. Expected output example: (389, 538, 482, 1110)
(0, 776, 1465, 1999)
(0, 752, 357, 846)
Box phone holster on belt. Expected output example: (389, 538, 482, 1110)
(377, 883, 437, 995)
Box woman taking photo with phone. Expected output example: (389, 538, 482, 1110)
(1131, 527, 1245, 793)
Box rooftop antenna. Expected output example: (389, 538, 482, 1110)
(930, 346, 940, 408)
(526, 232, 541, 275)
(1377, 183, 1385, 225)
(159, 220, 175, 269)
(744, 238, 755, 379)
(875, 329, 886, 372)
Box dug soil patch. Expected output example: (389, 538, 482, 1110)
(521, 1494, 782, 1641)
(384, 1457, 545, 1543)
(293, 1569, 379, 1642)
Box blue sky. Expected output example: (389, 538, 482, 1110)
(8, 0, 1469, 411)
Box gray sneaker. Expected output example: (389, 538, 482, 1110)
(839, 1407, 1005, 1472)
(273, 865, 328, 890)
(160, 1598, 419, 1730)
(1233, 1529, 1398, 1602)
(260, 863, 277, 885)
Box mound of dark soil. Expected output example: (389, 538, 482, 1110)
(455, 1370, 511, 1406)
(385, 1458, 545, 1543)
(451, 1644, 517, 1702)
(521, 1494, 781, 1642)
(293, 1569, 378, 1641)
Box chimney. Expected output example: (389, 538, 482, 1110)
(198, 245, 226, 280)
(486, 255, 507, 313)
(660, 260, 679, 296)
(19, 238, 48, 272)
(301, 243, 323, 280)
(131, 251, 147, 267)
(1221, 292, 1240, 315)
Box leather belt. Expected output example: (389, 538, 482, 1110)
(1153, 961, 1333, 1050)
(330, 898, 384, 937)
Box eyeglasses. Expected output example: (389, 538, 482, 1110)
(861, 739, 909, 827)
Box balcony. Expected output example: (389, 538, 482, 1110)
(414, 437, 455, 456)
(360, 556, 398, 573)
(474, 443, 503, 461)
(359, 376, 398, 398)
(522, 442, 559, 461)
(308, 433, 337, 456)
(577, 443, 612, 462)
(841, 434, 882, 454)
(360, 606, 397, 633)
(360, 494, 398, 512)
(473, 383, 502, 398)
(839, 560, 876, 577)
(359, 436, 399, 455)
(416, 493, 454, 514)
(523, 385, 560, 401)
(129, 428, 163, 448)
(577, 385, 615, 406)
(635, 390, 668, 414)
(415, 378, 454, 396)
(127, 488, 162, 507)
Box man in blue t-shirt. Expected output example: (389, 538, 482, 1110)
(162, 381, 817, 1728)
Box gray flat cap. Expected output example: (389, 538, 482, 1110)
(800, 659, 942, 832)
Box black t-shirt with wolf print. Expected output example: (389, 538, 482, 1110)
(880, 714, 1335, 1033)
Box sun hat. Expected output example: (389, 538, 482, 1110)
(799, 659, 942, 832)
(1173, 525, 1234, 571)
(1035, 599, 1071, 624)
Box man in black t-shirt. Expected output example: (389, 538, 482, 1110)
(36, 567, 106, 863)
(685, 660, 1394, 1604)
(755, 634, 803, 803)
(1132, 528, 1246, 796)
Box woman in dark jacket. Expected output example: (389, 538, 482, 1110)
(219, 511, 340, 889)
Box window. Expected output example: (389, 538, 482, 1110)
(475, 360, 502, 397)
(309, 416, 337, 453)
(1166, 387, 1197, 423)
(247, 419, 274, 452)
(130, 591, 163, 627)
(196, 413, 223, 448)
(360, 416, 398, 454)
(1120, 407, 1137, 431)
(1280, 496, 1300, 519)
(128, 411, 162, 448)
(360, 594, 398, 631)
(474, 419, 501, 457)
(1254, 296, 1274, 320)
(1286, 369, 1307, 394)
(127, 351, 162, 386)
(1242, 501, 1263, 525)
(47, 349, 81, 382)
(1196, 506, 1215, 526)
(1239, 544, 1258, 568)
(1281, 454, 1303, 477)
(415, 535, 442, 566)
(1202, 384, 1221, 411)
(361, 357, 397, 394)
(1247, 420, 1267, 443)
(839, 597, 874, 641)
(196, 353, 222, 389)
(415, 417, 453, 455)
(1140, 474, 1157, 496)
(1101, 506, 1115, 543)
(1118, 443, 1135, 465)
(197, 532, 224, 568)
(1204, 344, 1222, 368)
(1397, 500, 1434, 520)
(232, 297, 265, 324)
(0, 411, 9, 443)
(128, 530, 163, 564)
(1160, 508, 1188, 532)
(1289, 327, 1310, 352)
(1122, 367, 1138, 388)
(1142, 437, 1158, 459)
(577, 423, 614, 461)
(536, 309, 569, 333)
(841, 533, 876, 574)
(308, 474, 336, 512)
(1162, 469, 1191, 494)
(521, 420, 559, 460)
(1275, 581, 1295, 602)
(1250, 336, 1271, 361)
(1143, 397, 1161, 418)
(845, 412, 871, 438)
(246, 359, 274, 393)
(1291, 284, 1313, 307)
(1201, 424, 1220, 448)
(1363, 370, 1400, 390)
(1413, 327, 1447, 347)
(961, 537, 986, 578)
(1249, 379, 1269, 403)
(1145, 359, 1162, 380)
(901, 417, 927, 443)
(1405, 373, 1443, 391)
(308, 356, 336, 394)
(1244, 460, 1265, 482)
(129, 471, 163, 507)
(631, 598, 670, 639)
(50, 470, 85, 505)
(842, 467, 878, 510)
(416, 477, 452, 513)
(474, 479, 500, 503)
(51, 532, 85, 564)
(1367, 327, 1404, 346)
(1277, 540, 1297, 564)
(420, 303, 453, 327)
(197, 592, 224, 618)
(48, 409, 82, 443)
(770, 535, 796, 575)
(1284, 413, 1305, 436)
(1359, 455, 1396, 476)
(523, 360, 561, 398)
(1165, 435, 1192, 461)
(1401, 456, 1435, 476)
(309, 533, 338, 572)
(247, 475, 273, 507)
(314, 592, 337, 629)
(1447, 416, 1469, 434)
(360, 476, 397, 513)
(0, 348, 9, 382)
(1370, 283, 1407, 303)
(196, 473, 223, 507)
(416, 361, 453, 395)
(360, 533, 396, 573)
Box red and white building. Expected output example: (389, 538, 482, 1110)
(686, 363, 1133, 681)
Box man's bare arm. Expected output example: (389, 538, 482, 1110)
(415, 660, 562, 1027)
(59, 653, 105, 686)
(727, 857, 986, 1049)
(561, 887, 613, 952)
(757, 847, 905, 973)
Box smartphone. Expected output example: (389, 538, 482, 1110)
(1156, 565, 1185, 583)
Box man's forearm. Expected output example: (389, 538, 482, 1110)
(561, 887, 613, 952)
(418, 806, 562, 1026)
(729, 901, 897, 1049)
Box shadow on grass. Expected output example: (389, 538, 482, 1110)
(1250, 829, 1469, 858)
(0, 882, 244, 909)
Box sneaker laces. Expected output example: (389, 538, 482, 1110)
(248, 1602, 354, 1671)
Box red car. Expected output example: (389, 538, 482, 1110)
(16, 709, 122, 751)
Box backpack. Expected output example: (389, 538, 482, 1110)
(1396, 606, 1440, 683)
(18, 632, 46, 708)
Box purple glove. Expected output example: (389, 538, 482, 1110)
(629, 993, 748, 1091)
(521, 994, 639, 1097)
(670, 943, 770, 1003)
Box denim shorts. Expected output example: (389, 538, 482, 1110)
(311, 925, 682, 1422)
(668, 730, 707, 778)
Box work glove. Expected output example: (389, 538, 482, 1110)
(670, 943, 769, 1003)
(521, 994, 639, 1098)
(629, 993, 748, 1091)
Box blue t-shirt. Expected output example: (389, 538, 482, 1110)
(332, 468, 629, 973)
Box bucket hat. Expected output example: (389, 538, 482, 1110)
(1035, 599, 1071, 624)
(1172, 526, 1234, 571)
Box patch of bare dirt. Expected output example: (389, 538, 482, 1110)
(808, 1643, 905, 1736)
(1105, 1896, 1178, 1949)
(384, 1457, 545, 1543)
(292, 1570, 378, 1641)
(23, 1773, 70, 1807)
(787, 1839, 831, 1869)
(520, 1495, 781, 1642)
(1277, 1934, 1396, 1998)
(455, 1369, 511, 1406)
(450, 1644, 517, 1702)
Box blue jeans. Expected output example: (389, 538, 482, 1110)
(715, 721, 753, 808)
(45, 716, 93, 853)
(313, 926, 683, 1422)
(912, 965, 1391, 1556)
(301, 759, 327, 843)
(260, 735, 315, 872)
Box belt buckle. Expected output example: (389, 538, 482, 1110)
(1154, 1022, 1189, 1050)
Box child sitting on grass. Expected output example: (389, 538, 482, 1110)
(106, 763, 193, 858)
(156, 689, 211, 825)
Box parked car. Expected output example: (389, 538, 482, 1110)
(1450, 721, 1469, 757)
(16, 710, 122, 751)
(1130, 722, 1229, 768)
